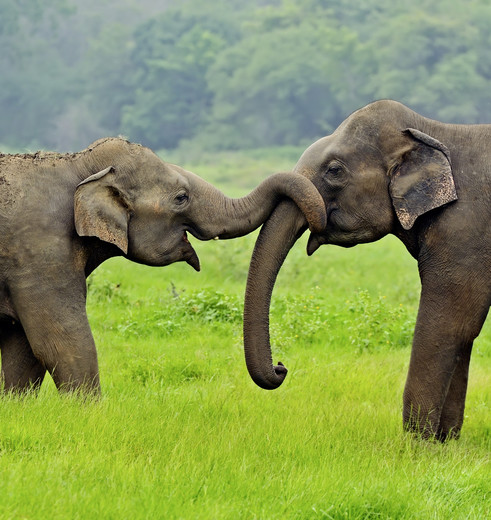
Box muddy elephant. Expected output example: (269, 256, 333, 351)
(0, 137, 325, 394)
(243, 100, 491, 441)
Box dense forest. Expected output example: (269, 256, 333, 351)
(2, 0, 491, 152)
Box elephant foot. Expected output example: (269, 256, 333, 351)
(403, 413, 462, 442)
(435, 427, 461, 442)
(403, 405, 441, 441)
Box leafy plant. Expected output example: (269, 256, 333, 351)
(87, 274, 129, 305)
(346, 290, 414, 353)
(178, 290, 242, 324)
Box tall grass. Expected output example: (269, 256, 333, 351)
(0, 150, 489, 519)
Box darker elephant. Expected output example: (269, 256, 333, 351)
(0, 137, 326, 394)
(243, 100, 490, 441)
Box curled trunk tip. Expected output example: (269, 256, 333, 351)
(246, 357, 288, 390)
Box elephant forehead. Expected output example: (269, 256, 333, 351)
(337, 116, 383, 148)
(295, 118, 387, 173)
(127, 174, 184, 205)
(146, 165, 186, 188)
(332, 125, 391, 167)
(295, 136, 332, 170)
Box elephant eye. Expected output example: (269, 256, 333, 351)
(326, 164, 342, 176)
(175, 192, 189, 205)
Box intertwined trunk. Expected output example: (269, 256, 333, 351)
(187, 172, 325, 240)
(243, 201, 306, 389)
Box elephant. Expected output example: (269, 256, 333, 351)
(0, 137, 326, 395)
(243, 100, 491, 441)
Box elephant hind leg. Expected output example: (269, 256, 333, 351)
(437, 347, 472, 441)
(0, 321, 46, 394)
(8, 275, 101, 395)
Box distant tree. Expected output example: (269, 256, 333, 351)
(365, 8, 491, 124)
(120, 9, 240, 149)
(199, 8, 369, 149)
(82, 23, 135, 134)
(0, 0, 73, 148)
(2, 0, 491, 151)
(0, 0, 173, 150)
(204, 24, 334, 148)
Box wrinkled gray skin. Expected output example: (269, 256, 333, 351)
(0, 137, 326, 395)
(244, 100, 491, 441)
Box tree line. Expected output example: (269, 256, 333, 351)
(1, 0, 490, 152)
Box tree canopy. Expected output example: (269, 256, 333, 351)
(1, 0, 491, 151)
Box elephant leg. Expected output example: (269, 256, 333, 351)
(10, 277, 100, 394)
(437, 346, 472, 441)
(1, 321, 46, 393)
(403, 275, 488, 440)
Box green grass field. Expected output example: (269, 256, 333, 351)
(0, 150, 489, 519)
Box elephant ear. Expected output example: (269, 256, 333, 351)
(389, 128, 458, 230)
(74, 166, 130, 254)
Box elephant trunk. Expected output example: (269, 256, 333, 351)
(187, 171, 326, 240)
(243, 200, 306, 389)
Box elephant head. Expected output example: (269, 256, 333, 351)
(243, 100, 458, 390)
(74, 138, 326, 271)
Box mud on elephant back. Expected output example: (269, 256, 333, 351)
(243, 99, 491, 441)
(0, 137, 326, 395)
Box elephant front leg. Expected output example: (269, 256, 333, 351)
(403, 279, 488, 441)
(11, 281, 101, 394)
(1, 321, 46, 393)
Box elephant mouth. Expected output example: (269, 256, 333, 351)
(185, 224, 209, 241)
(307, 233, 324, 256)
(183, 232, 201, 271)
(307, 206, 336, 255)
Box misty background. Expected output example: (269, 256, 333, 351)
(2, 0, 490, 153)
